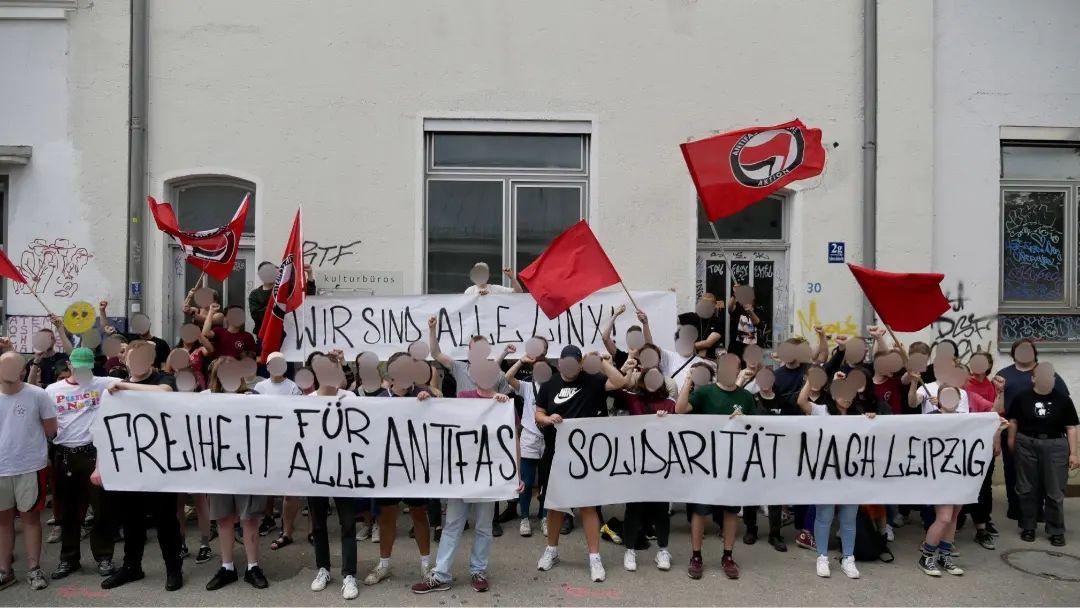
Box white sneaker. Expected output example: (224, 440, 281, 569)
(519, 518, 532, 537)
(655, 549, 672, 571)
(840, 556, 860, 579)
(623, 549, 637, 572)
(356, 523, 372, 541)
(540, 518, 549, 538)
(420, 560, 431, 579)
(589, 557, 606, 582)
(363, 563, 391, 586)
(816, 555, 831, 578)
(341, 575, 359, 600)
(884, 524, 895, 542)
(311, 567, 331, 591)
(537, 547, 559, 571)
(371, 523, 381, 543)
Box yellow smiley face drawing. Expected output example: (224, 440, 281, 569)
(63, 301, 97, 335)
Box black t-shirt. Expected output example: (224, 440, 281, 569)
(677, 312, 726, 359)
(537, 372, 609, 421)
(1010, 388, 1079, 437)
(129, 370, 177, 390)
(773, 363, 809, 403)
(26, 351, 69, 387)
(754, 392, 801, 416)
(122, 333, 171, 368)
(728, 304, 766, 351)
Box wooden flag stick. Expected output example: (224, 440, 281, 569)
(618, 281, 641, 312)
(26, 285, 57, 318)
(883, 321, 933, 399)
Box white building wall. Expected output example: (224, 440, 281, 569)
(934, 0, 1080, 386)
(0, 3, 129, 344)
(130, 0, 879, 338)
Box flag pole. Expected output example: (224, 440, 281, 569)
(619, 281, 641, 312)
(25, 285, 57, 318)
(882, 321, 933, 400)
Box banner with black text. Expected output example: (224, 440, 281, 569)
(544, 413, 1000, 510)
(91, 392, 518, 500)
(279, 290, 676, 361)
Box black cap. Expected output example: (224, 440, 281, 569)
(559, 345, 583, 361)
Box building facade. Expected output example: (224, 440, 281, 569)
(2, 0, 1079, 389)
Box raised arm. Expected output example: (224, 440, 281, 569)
(598, 353, 627, 391)
(503, 267, 523, 293)
(427, 315, 453, 368)
(796, 379, 814, 415)
(48, 315, 74, 353)
(675, 376, 694, 414)
(496, 344, 516, 365)
(868, 326, 889, 355)
(504, 357, 530, 392)
(812, 325, 828, 364)
(907, 372, 923, 409)
(601, 304, 626, 357)
(110, 381, 172, 393)
(637, 310, 654, 345)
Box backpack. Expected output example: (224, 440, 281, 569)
(853, 509, 894, 562)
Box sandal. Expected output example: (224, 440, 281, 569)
(270, 534, 293, 550)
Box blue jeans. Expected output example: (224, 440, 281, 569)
(814, 504, 857, 557)
(432, 500, 495, 582)
(518, 458, 545, 518)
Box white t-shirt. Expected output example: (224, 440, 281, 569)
(46, 376, 120, 448)
(809, 403, 830, 416)
(661, 348, 713, 392)
(254, 378, 303, 396)
(915, 381, 970, 414)
(0, 384, 56, 476)
(517, 381, 545, 459)
(464, 284, 514, 296)
(311, 389, 354, 400)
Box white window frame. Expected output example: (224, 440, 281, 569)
(421, 119, 593, 294)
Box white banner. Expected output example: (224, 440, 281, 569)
(279, 290, 676, 361)
(91, 392, 518, 500)
(544, 413, 1001, 510)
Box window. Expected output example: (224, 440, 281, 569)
(697, 194, 784, 241)
(999, 141, 1080, 348)
(424, 130, 588, 294)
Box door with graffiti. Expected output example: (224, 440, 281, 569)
(695, 250, 789, 349)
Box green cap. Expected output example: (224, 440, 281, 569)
(69, 347, 95, 370)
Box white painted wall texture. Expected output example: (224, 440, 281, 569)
(934, 0, 1080, 387)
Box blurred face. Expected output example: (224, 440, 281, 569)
(0, 353, 25, 383)
(626, 329, 645, 352)
(807, 367, 828, 391)
(938, 386, 962, 413)
(532, 361, 553, 384)
(130, 313, 152, 336)
(469, 265, 490, 286)
(266, 354, 287, 376)
(258, 264, 278, 284)
(755, 368, 775, 392)
(126, 344, 155, 377)
(968, 353, 991, 376)
(558, 357, 581, 379)
(1014, 342, 1036, 365)
(695, 298, 715, 319)
(525, 337, 547, 359)
(32, 331, 54, 353)
(1033, 362, 1055, 393)
(225, 308, 245, 328)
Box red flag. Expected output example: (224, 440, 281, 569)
(258, 209, 305, 362)
(148, 194, 250, 281)
(0, 248, 27, 284)
(847, 263, 950, 332)
(518, 220, 622, 319)
(680, 119, 826, 221)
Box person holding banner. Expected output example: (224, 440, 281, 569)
(411, 376, 513, 594)
(503, 339, 552, 538)
(101, 302, 170, 368)
(0, 351, 57, 591)
(25, 318, 73, 389)
(363, 352, 434, 588)
(535, 346, 626, 583)
(202, 356, 269, 592)
(463, 262, 522, 295)
(675, 353, 752, 581)
(46, 347, 120, 581)
(746, 366, 796, 552)
(305, 353, 362, 600)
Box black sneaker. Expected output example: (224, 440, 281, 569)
(768, 534, 788, 552)
(743, 528, 758, 545)
(975, 530, 996, 550)
(101, 566, 145, 590)
(1020, 529, 1036, 542)
(433, 526, 442, 543)
(258, 515, 275, 537)
(917, 553, 941, 576)
(97, 558, 117, 577)
(496, 505, 518, 524)
(0, 569, 15, 590)
(1050, 534, 1066, 547)
(244, 565, 269, 589)
(985, 521, 1000, 536)
(205, 567, 238, 591)
(492, 520, 503, 538)
(50, 561, 80, 579)
(179, 544, 190, 560)
(195, 546, 212, 564)
(165, 570, 183, 591)
(560, 517, 574, 535)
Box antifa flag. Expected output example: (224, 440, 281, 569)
(258, 209, 305, 362)
(518, 220, 622, 319)
(148, 194, 250, 281)
(680, 119, 826, 221)
(847, 263, 950, 332)
(0, 248, 27, 284)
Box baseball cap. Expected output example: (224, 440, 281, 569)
(559, 345, 583, 361)
(69, 347, 95, 370)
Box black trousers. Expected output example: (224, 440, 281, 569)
(743, 505, 782, 536)
(53, 446, 113, 564)
(1002, 429, 1043, 520)
(623, 502, 670, 548)
(115, 490, 183, 574)
(309, 497, 359, 576)
(965, 459, 995, 525)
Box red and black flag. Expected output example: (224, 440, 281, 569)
(258, 209, 305, 362)
(680, 119, 826, 221)
(148, 194, 250, 281)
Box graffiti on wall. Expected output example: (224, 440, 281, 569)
(796, 299, 858, 342)
(12, 238, 94, 298)
(930, 281, 995, 358)
(303, 239, 362, 267)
